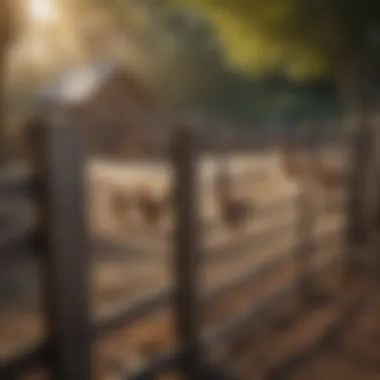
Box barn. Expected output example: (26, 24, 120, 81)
(35, 61, 154, 158)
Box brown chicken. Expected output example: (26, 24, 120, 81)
(135, 185, 169, 228)
(279, 143, 302, 181)
(311, 157, 346, 211)
(215, 187, 255, 230)
(312, 158, 346, 189)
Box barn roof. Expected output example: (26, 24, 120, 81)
(35, 60, 151, 109)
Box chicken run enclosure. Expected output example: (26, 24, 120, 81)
(0, 116, 379, 380)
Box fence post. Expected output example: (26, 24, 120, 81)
(363, 114, 380, 284)
(294, 125, 314, 304)
(170, 125, 203, 379)
(27, 117, 91, 380)
(295, 184, 315, 303)
(294, 123, 328, 306)
(345, 116, 375, 278)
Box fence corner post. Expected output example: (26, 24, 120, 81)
(28, 117, 91, 380)
(170, 124, 203, 379)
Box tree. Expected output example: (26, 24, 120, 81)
(0, 0, 24, 163)
(169, 0, 380, 105)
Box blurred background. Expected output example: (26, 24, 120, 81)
(1, 0, 349, 160)
(1, 1, 380, 380)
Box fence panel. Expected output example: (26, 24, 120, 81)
(0, 117, 364, 380)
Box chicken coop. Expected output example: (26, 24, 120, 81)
(34, 61, 155, 159)
(0, 113, 379, 380)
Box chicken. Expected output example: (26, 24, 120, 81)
(278, 143, 302, 181)
(134, 185, 169, 228)
(311, 157, 346, 212)
(312, 158, 346, 189)
(215, 187, 255, 230)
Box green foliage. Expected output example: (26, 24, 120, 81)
(201, 71, 340, 124)
(170, 0, 380, 79)
(76, 0, 342, 118)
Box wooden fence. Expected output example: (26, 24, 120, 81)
(0, 117, 373, 380)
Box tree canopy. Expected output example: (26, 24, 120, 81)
(169, 0, 380, 81)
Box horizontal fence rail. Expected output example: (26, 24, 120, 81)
(0, 164, 35, 195)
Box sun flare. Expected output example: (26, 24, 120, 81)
(28, 0, 56, 22)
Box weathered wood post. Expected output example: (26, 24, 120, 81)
(294, 122, 318, 305)
(345, 115, 375, 278)
(344, 50, 380, 279)
(0, 0, 12, 164)
(362, 111, 380, 285)
(28, 117, 91, 380)
(170, 125, 203, 379)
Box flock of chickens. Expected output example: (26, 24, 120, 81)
(110, 145, 346, 232)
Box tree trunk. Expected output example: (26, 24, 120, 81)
(0, 0, 13, 165)
(0, 47, 7, 164)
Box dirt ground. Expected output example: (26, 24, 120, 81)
(283, 284, 380, 380)
(215, 268, 369, 380)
